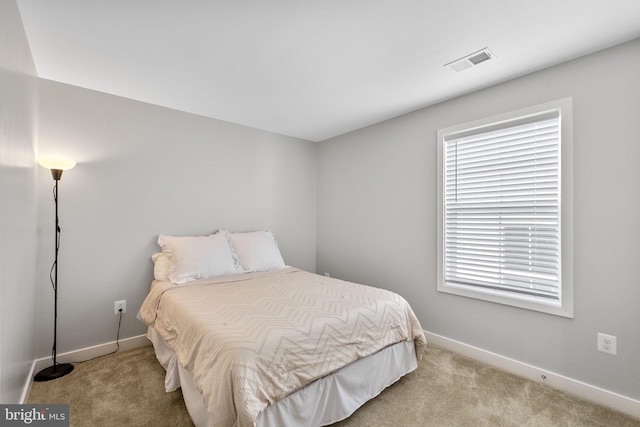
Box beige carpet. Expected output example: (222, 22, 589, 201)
(27, 344, 639, 427)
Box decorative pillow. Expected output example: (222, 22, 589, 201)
(226, 230, 286, 273)
(157, 233, 239, 284)
(151, 252, 171, 281)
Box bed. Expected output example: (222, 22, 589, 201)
(138, 230, 427, 427)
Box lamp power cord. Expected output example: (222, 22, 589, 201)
(72, 309, 123, 364)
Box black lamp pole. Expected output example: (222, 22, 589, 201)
(34, 168, 74, 382)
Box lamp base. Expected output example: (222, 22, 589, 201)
(34, 363, 74, 382)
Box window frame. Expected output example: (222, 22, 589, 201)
(436, 98, 574, 318)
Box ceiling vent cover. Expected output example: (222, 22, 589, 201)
(446, 48, 495, 72)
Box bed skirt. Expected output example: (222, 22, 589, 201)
(147, 326, 418, 427)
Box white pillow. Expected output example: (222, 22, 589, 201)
(226, 230, 286, 273)
(157, 233, 239, 284)
(151, 252, 171, 281)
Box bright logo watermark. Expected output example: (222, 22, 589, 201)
(0, 405, 68, 426)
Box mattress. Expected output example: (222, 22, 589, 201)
(139, 267, 426, 426)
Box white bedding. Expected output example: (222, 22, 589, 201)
(148, 326, 418, 427)
(139, 268, 426, 427)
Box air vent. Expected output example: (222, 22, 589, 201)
(445, 48, 495, 72)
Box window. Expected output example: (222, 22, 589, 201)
(437, 98, 573, 317)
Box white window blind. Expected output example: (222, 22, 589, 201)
(443, 112, 561, 303)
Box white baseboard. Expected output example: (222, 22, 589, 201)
(21, 334, 150, 404)
(21, 331, 640, 420)
(424, 331, 640, 420)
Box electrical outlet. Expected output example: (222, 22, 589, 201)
(114, 300, 126, 315)
(597, 333, 617, 355)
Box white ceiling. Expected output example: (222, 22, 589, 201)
(16, 1, 640, 142)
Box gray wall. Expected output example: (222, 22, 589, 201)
(317, 38, 640, 400)
(0, 0, 38, 403)
(34, 81, 317, 357)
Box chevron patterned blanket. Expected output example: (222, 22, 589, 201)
(139, 267, 426, 427)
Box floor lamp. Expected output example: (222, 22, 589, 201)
(35, 157, 76, 382)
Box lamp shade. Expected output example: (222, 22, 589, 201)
(37, 157, 76, 171)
